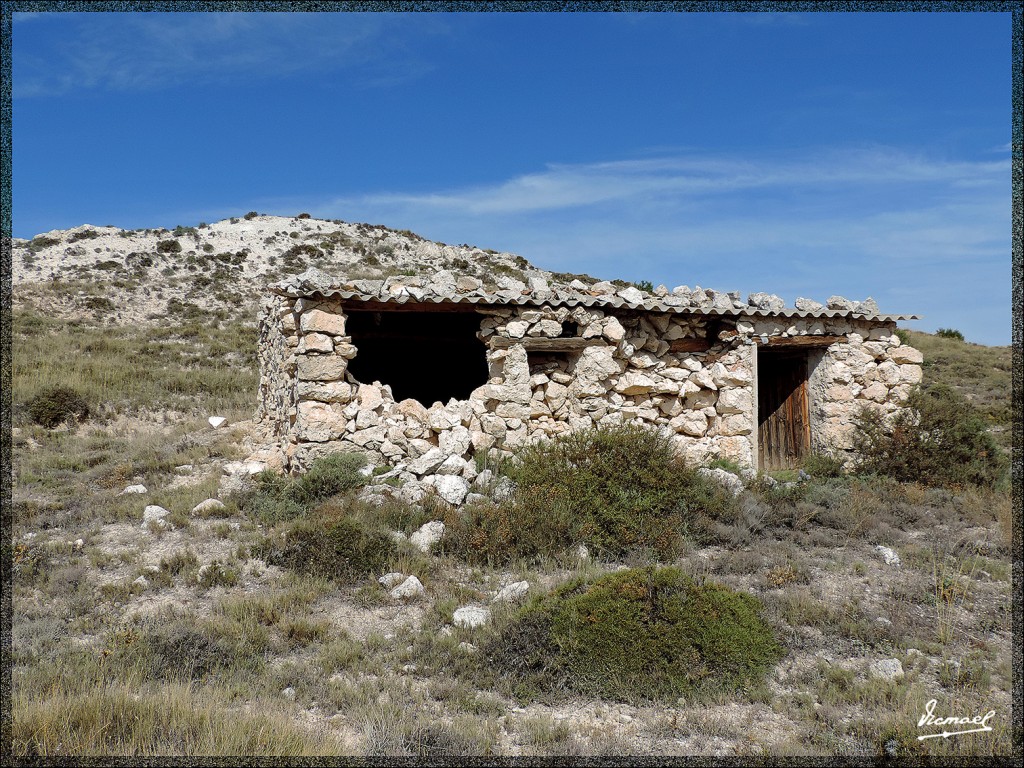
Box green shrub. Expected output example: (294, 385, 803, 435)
(244, 211, 259, 220)
(634, 279, 655, 292)
(802, 452, 845, 479)
(28, 235, 61, 252)
(484, 566, 781, 703)
(297, 212, 311, 219)
(27, 387, 90, 429)
(235, 452, 369, 524)
(935, 328, 964, 341)
(443, 425, 734, 564)
(258, 503, 395, 584)
(852, 384, 1004, 488)
(156, 239, 182, 254)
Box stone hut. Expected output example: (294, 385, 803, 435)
(252, 268, 921, 489)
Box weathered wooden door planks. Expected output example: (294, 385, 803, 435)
(758, 349, 810, 470)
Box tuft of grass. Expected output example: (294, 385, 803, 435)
(235, 452, 369, 524)
(256, 499, 396, 584)
(12, 683, 341, 756)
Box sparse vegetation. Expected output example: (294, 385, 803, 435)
(443, 425, 735, 564)
(9, 218, 1013, 758)
(27, 386, 90, 429)
(258, 503, 396, 584)
(484, 566, 781, 704)
(852, 383, 1005, 489)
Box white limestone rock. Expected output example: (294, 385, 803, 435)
(493, 581, 530, 604)
(120, 484, 147, 495)
(427, 475, 470, 506)
(869, 658, 904, 681)
(390, 575, 426, 600)
(378, 572, 406, 588)
(409, 521, 446, 552)
(875, 545, 901, 567)
(191, 498, 226, 516)
(697, 467, 745, 497)
(142, 505, 171, 530)
(453, 605, 490, 629)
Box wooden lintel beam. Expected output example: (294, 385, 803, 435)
(489, 336, 607, 351)
(759, 335, 847, 347)
(669, 339, 712, 353)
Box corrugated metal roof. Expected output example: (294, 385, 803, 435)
(272, 285, 919, 322)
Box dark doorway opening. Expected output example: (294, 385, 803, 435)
(345, 310, 488, 407)
(757, 347, 811, 471)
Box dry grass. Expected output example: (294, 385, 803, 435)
(13, 683, 342, 756)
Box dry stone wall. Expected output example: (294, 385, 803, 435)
(252, 293, 921, 488)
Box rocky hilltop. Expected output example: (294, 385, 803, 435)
(12, 213, 879, 326)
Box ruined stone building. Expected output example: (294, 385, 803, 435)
(252, 269, 921, 490)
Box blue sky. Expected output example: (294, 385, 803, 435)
(11, 10, 1012, 344)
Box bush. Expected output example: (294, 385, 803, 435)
(443, 425, 734, 564)
(156, 239, 182, 254)
(935, 328, 964, 341)
(244, 211, 259, 220)
(297, 212, 311, 219)
(484, 566, 781, 703)
(235, 452, 369, 524)
(27, 387, 90, 429)
(259, 502, 395, 584)
(852, 384, 1004, 488)
(802, 452, 845, 479)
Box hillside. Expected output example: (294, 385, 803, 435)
(902, 330, 1013, 450)
(9, 215, 1013, 758)
(12, 214, 563, 329)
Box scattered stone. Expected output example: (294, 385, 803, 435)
(697, 467, 745, 497)
(132, 575, 149, 589)
(427, 475, 469, 506)
(120, 484, 147, 495)
(457, 642, 478, 654)
(389, 575, 426, 600)
(223, 460, 266, 476)
(282, 686, 296, 701)
(191, 498, 226, 516)
(378, 572, 406, 589)
(208, 416, 227, 428)
(874, 545, 901, 567)
(408, 521, 446, 552)
(73, 538, 84, 551)
(141, 505, 171, 530)
(453, 605, 490, 629)
(869, 658, 904, 681)
(492, 478, 515, 503)
(493, 581, 530, 603)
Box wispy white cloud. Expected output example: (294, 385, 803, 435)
(13, 12, 444, 97)
(314, 147, 1010, 344)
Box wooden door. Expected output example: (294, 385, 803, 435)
(758, 349, 810, 470)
